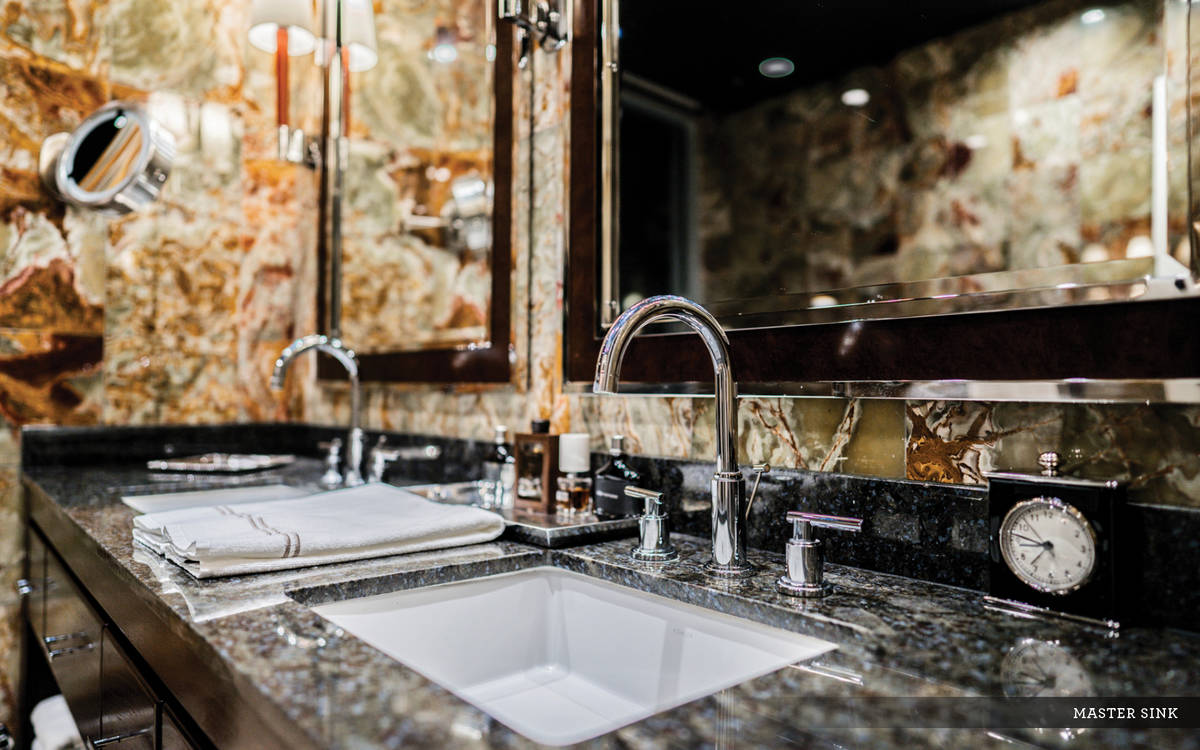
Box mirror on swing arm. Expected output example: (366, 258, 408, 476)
(39, 100, 176, 216)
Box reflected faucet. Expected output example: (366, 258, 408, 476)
(271, 334, 364, 487)
(593, 295, 753, 578)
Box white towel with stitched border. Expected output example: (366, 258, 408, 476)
(132, 483, 506, 579)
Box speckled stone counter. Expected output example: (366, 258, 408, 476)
(21, 461, 1200, 750)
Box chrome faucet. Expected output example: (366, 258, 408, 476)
(270, 334, 364, 487)
(593, 295, 753, 578)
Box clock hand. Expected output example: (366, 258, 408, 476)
(1030, 548, 1048, 566)
(1012, 532, 1042, 545)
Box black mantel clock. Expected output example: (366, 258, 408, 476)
(985, 452, 1129, 629)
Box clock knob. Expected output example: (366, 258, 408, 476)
(1038, 451, 1061, 476)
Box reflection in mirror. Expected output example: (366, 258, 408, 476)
(337, 0, 495, 355)
(605, 0, 1197, 327)
(38, 100, 175, 215)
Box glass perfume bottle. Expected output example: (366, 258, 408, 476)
(480, 425, 515, 508)
(593, 435, 642, 518)
(556, 433, 592, 516)
(515, 419, 552, 502)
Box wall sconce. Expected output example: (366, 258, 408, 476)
(249, 0, 317, 163)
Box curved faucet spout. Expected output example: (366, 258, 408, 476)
(271, 334, 359, 390)
(593, 295, 737, 473)
(594, 295, 752, 576)
(271, 334, 363, 486)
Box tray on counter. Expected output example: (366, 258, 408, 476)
(146, 453, 297, 474)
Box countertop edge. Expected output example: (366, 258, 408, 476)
(23, 474, 317, 750)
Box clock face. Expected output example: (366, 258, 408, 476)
(999, 497, 1097, 595)
(1001, 638, 1095, 698)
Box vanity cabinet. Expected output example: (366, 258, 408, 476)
(23, 525, 201, 750)
(39, 534, 103, 740)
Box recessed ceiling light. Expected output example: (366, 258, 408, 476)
(841, 88, 870, 107)
(1081, 8, 1106, 24)
(758, 57, 794, 79)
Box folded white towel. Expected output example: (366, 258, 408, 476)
(132, 483, 506, 578)
(122, 483, 311, 514)
(30, 695, 82, 750)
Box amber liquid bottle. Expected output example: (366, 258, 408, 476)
(555, 433, 593, 516)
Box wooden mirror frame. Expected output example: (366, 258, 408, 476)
(318, 24, 515, 383)
(565, 0, 1200, 393)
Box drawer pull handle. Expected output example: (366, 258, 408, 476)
(87, 727, 153, 748)
(43, 630, 89, 645)
(48, 641, 95, 660)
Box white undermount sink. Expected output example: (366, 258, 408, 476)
(311, 566, 836, 746)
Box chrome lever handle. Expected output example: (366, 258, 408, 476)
(777, 510, 862, 598)
(15, 579, 32, 597)
(626, 486, 677, 563)
(786, 511, 863, 536)
(744, 463, 770, 520)
(624, 485, 665, 518)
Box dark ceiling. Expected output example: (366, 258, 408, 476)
(618, 0, 1051, 113)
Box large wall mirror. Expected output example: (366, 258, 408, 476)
(319, 0, 513, 382)
(567, 0, 1200, 397)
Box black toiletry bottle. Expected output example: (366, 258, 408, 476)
(592, 435, 642, 518)
(481, 425, 515, 508)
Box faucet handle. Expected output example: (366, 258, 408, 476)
(367, 436, 401, 483)
(786, 511, 863, 537)
(319, 438, 343, 489)
(744, 463, 771, 520)
(625, 485, 665, 518)
(625, 486, 677, 563)
(777, 511, 862, 598)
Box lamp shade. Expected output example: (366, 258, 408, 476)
(315, 0, 378, 72)
(249, 0, 317, 55)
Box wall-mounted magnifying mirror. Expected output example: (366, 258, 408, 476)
(39, 100, 175, 216)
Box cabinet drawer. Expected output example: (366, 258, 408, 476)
(98, 627, 156, 750)
(43, 545, 102, 739)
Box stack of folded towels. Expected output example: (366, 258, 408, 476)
(131, 483, 506, 578)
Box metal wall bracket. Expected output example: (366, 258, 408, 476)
(499, 0, 570, 56)
(277, 125, 321, 169)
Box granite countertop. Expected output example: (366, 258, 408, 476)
(22, 462, 1200, 750)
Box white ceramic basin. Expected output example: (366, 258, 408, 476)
(311, 566, 835, 746)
